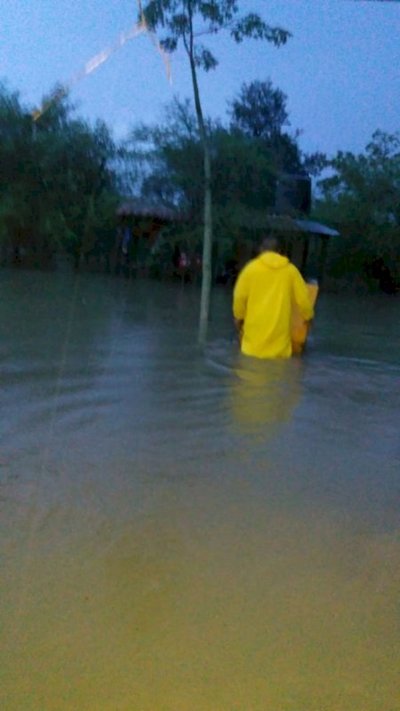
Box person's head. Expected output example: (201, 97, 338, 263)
(260, 235, 283, 254)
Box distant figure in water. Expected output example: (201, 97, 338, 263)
(233, 235, 314, 359)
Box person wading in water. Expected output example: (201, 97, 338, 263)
(233, 236, 314, 359)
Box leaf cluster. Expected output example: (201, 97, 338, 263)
(0, 84, 119, 266)
(126, 84, 308, 260)
(143, 1, 291, 71)
(315, 130, 400, 288)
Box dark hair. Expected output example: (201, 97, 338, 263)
(260, 235, 282, 254)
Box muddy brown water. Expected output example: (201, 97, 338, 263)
(1, 270, 399, 711)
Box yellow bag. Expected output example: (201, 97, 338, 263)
(291, 281, 319, 355)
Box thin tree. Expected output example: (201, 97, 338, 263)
(142, 1, 290, 344)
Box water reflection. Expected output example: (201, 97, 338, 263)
(230, 355, 303, 436)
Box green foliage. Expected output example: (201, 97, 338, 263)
(128, 96, 303, 263)
(143, 1, 291, 64)
(212, 128, 276, 210)
(229, 80, 289, 139)
(229, 79, 322, 175)
(128, 97, 278, 212)
(302, 151, 328, 177)
(0, 84, 119, 268)
(126, 98, 204, 214)
(315, 131, 400, 291)
(231, 13, 289, 45)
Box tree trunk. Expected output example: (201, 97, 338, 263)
(187, 27, 213, 346)
(198, 144, 213, 345)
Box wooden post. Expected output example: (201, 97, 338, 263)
(318, 235, 329, 285)
(300, 235, 310, 277)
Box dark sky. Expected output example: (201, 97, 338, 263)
(1, 0, 399, 155)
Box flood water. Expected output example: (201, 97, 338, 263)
(1, 269, 399, 711)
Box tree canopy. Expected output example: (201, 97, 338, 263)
(229, 79, 289, 139)
(0, 84, 119, 268)
(315, 130, 400, 292)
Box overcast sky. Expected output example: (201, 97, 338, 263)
(1, 0, 399, 156)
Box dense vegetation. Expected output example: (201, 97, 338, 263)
(315, 131, 400, 293)
(0, 84, 119, 269)
(1, 80, 399, 292)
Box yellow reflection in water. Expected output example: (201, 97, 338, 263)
(229, 355, 302, 435)
(1, 477, 399, 711)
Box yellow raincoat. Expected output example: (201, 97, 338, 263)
(233, 252, 314, 359)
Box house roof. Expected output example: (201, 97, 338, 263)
(215, 206, 340, 237)
(116, 198, 180, 221)
(266, 215, 339, 237)
(294, 219, 340, 237)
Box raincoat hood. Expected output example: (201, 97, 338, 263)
(259, 252, 289, 269)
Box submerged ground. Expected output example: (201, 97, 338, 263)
(1, 270, 399, 710)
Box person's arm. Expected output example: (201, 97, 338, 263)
(292, 267, 314, 322)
